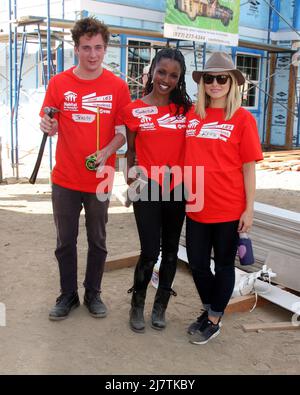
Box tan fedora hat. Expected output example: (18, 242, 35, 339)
(192, 52, 245, 86)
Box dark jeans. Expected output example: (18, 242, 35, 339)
(186, 217, 239, 316)
(52, 183, 109, 294)
(133, 182, 186, 290)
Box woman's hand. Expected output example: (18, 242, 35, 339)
(125, 150, 139, 185)
(238, 209, 254, 233)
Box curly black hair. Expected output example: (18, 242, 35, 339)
(144, 48, 192, 115)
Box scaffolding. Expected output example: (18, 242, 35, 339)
(5, 1, 69, 178)
(1, 0, 300, 179)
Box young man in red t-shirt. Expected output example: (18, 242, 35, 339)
(39, 17, 131, 321)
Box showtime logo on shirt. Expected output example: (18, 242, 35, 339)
(157, 114, 186, 130)
(82, 93, 113, 114)
(197, 122, 233, 142)
(186, 120, 233, 142)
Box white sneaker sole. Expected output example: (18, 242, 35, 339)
(187, 320, 222, 335)
(189, 329, 220, 345)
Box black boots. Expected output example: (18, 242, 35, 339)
(151, 288, 177, 330)
(84, 290, 107, 318)
(49, 292, 80, 321)
(151, 252, 178, 330)
(49, 290, 107, 320)
(128, 253, 178, 332)
(128, 257, 156, 333)
(128, 287, 147, 333)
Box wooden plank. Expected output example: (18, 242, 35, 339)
(242, 321, 300, 332)
(262, 155, 300, 162)
(263, 149, 300, 157)
(105, 251, 139, 272)
(225, 294, 268, 314)
(265, 53, 276, 147)
(285, 62, 297, 149)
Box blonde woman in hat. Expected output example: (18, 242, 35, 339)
(184, 52, 263, 344)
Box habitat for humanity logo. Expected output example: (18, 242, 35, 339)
(138, 115, 155, 131)
(82, 93, 112, 114)
(64, 91, 78, 111)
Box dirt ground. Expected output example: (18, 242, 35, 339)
(0, 170, 300, 375)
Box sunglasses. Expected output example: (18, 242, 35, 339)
(202, 74, 231, 85)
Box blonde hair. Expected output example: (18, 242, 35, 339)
(195, 72, 242, 120)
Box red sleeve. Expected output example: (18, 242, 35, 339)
(186, 105, 195, 122)
(115, 81, 131, 126)
(239, 111, 263, 163)
(39, 77, 59, 118)
(121, 102, 139, 133)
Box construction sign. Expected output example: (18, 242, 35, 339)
(164, 0, 240, 46)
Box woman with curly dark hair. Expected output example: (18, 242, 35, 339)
(122, 48, 192, 333)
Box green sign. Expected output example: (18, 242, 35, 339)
(164, 0, 240, 46)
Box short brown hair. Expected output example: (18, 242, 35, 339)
(71, 17, 110, 47)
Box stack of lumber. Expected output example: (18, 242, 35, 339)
(246, 202, 300, 275)
(258, 150, 300, 172)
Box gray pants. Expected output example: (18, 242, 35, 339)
(52, 183, 109, 294)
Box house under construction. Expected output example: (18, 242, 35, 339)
(175, 0, 233, 26)
(0, 0, 299, 180)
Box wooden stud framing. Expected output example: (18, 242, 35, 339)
(265, 53, 277, 147)
(285, 62, 297, 149)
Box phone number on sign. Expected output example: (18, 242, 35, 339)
(173, 31, 206, 41)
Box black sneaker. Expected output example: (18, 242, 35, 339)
(187, 310, 208, 335)
(49, 292, 80, 321)
(84, 291, 107, 318)
(189, 319, 221, 345)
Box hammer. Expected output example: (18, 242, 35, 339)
(29, 106, 60, 184)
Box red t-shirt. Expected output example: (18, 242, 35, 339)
(40, 67, 131, 193)
(185, 106, 263, 223)
(122, 99, 187, 188)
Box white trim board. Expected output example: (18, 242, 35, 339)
(252, 279, 300, 315)
(271, 31, 300, 41)
(78, 0, 164, 24)
(239, 26, 268, 41)
(254, 202, 300, 223)
(178, 244, 188, 263)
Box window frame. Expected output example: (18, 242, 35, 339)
(236, 52, 261, 110)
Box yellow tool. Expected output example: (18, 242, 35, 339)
(85, 106, 100, 171)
